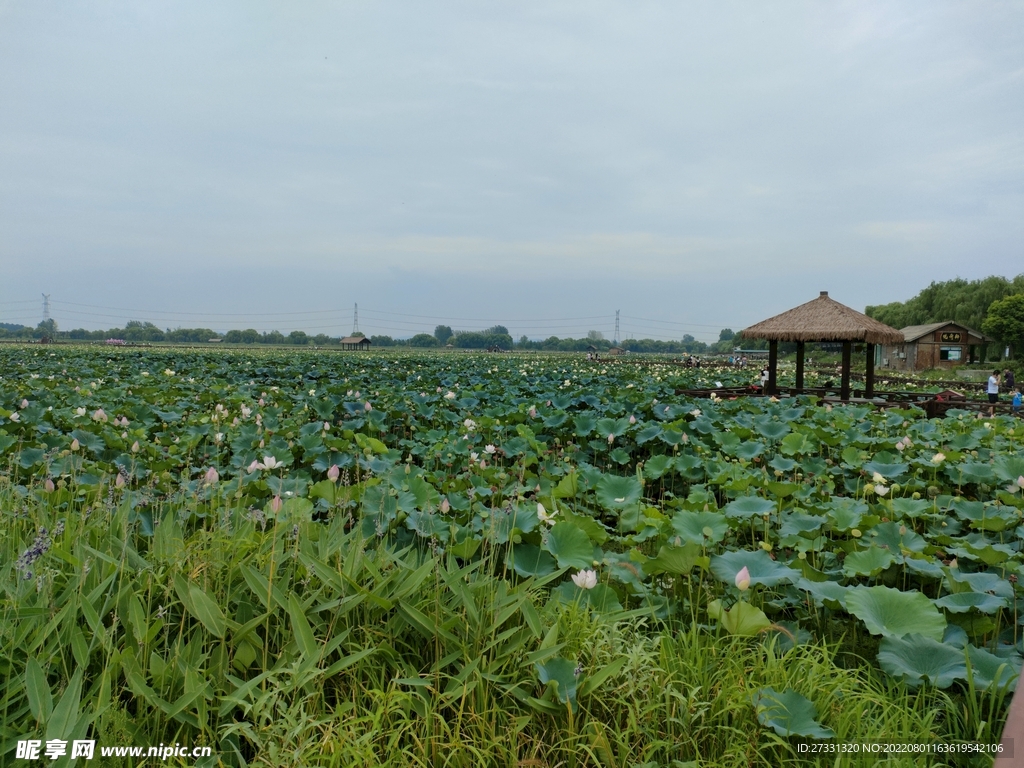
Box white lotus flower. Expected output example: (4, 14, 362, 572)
(537, 502, 556, 525)
(262, 455, 279, 470)
(75, 407, 86, 416)
(872, 472, 885, 484)
(571, 569, 598, 590)
(483, 444, 496, 455)
(932, 453, 945, 464)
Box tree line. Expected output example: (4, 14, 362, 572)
(865, 274, 1024, 359)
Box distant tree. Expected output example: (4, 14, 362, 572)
(682, 334, 695, 343)
(123, 321, 164, 342)
(982, 294, 1024, 359)
(484, 325, 509, 337)
(312, 334, 333, 345)
(719, 328, 735, 342)
(223, 330, 244, 344)
(434, 325, 454, 345)
(866, 274, 1024, 331)
(350, 331, 365, 338)
(34, 319, 58, 339)
(409, 333, 439, 347)
(587, 330, 604, 341)
(260, 330, 286, 344)
(518, 335, 531, 347)
(166, 327, 218, 343)
(370, 335, 395, 347)
(287, 330, 309, 346)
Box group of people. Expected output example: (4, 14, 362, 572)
(988, 368, 1021, 416)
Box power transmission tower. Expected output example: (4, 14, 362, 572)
(41, 294, 51, 322)
(352, 303, 360, 335)
(613, 310, 620, 346)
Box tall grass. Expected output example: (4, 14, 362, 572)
(0, 475, 1010, 767)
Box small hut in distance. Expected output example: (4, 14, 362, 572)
(740, 291, 904, 400)
(340, 336, 371, 351)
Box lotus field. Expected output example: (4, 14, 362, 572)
(2, 346, 1024, 766)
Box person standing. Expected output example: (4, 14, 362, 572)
(988, 369, 1000, 416)
(1005, 368, 1015, 392)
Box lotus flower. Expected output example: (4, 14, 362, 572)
(537, 502, 556, 525)
(270, 495, 283, 513)
(115, 473, 125, 488)
(463, 418, 477, 431)
(629, 414, 636, 424)
(70, 438, 80, 451)
(327, 464, 340, 482)
(9, 412, 19, 422)
(323, 421, 330, 431)
(932, 453, 945, 464)
(204, 467, 219, 484)
(440, 498, 450, 513)
(44, 478, 55, 492)
(20, 399, 28, 409)
(528, 406, 537, 418)
(92, 408, 107, 422)
(607, 433, 615, 445)
(444, 391, 456, 400)
(364, 402, 372, 411)
(483, 444, 496, 455)
(572, 569, 598, 590)
(875, 484, 889, 496)
(131, 440, 140, 453)
(872, 472, 885, 484)
(262, 455, 279, 470)
(735, 566, 751, 591)
(75, 407, 86, 416)
(247, 459, 263, 472)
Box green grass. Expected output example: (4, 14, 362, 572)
(0, 477, 1011, 767)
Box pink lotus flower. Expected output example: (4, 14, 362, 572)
(270, 495, 283, 513)
(45, 478, 55, 492)
(204, 467, 219, 484)
(115, 473, 125, 488)
(629, 414, 636, 424)
(364, 401, 372, 412)
(327, 464, 340, 482)
(528, 406, 537, 418)
(92, 408, 107, 422)
(735, 566, 751, 591)
(440, 498, 450, 513)
(247, 459, 263, 473)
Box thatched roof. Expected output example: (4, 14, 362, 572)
(340, 336, 371, 345)
(740, 291, 903, 345)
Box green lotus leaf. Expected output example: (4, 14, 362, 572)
(643, 455, 674, 479)
(842, 545, 895, 577)
(723, 496, 775, 520)
(574, 414, 597, 437)
(536, 657, 580, 710)
(903, 557, 945, 580)
(595, 475, 642, 511)
(671, 509, 729, 546)
(966, 645, 1022, 692)
(877, 634, 967, 688)
(825, 498, 867, 531)
(868, 521, 926, 559)
(796, 578, 849, 609)
(993, 456, 1024, 484)
(946, 570, 1014, 599)
(768, 456, 797, 473)
(506, 544, 556, 577)
(751, 687, 835, 739)
(863, 460, 909, 479)
(707, 599, 771, 635)
(756, 421, 790, 441)
(635, 425, 663, 444)
(735, 441, 765, 460)
(711, 550, 798, 588)
(544, 522, 595, 569)
(889, 498, 933, 519)
(643, 542, 707, 576)
(934, 592, 1008, 614)
(846, 586, 946, 641)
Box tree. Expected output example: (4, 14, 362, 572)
(587, 330, 604, 341)
(484, 325, 509, 336)
(982, 294, 1024, 359)
(370, 335, 395, 347)
(434, 325, 454, 345)
(287, 330, 309, 346)
(408, 333, 439, 347)
(719, 328, 735, 342)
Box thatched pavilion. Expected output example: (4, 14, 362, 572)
(740, 291, 904, 401)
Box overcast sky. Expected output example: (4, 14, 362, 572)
(1, 1, 1021, 342)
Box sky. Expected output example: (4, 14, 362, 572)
(0, 1, 1021, 342)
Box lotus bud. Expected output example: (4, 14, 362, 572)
(607, 433, 615, 445)
(629, 414, 636, 424)
(204, 467, 219, 484)
(92, 408, 107, 422)
(44, 478, 55, 492)
(327, 464, 340, 482)
(364, 401, 372, 411)
(131, 440, 140, 453)
(270, 495, 283, 513)
(440, 497, 450, 513)
(20, 399, 28, 409)
(734, 566, 751, 591)
(115, 473, 125, 488)
(70, 438, 80, 451)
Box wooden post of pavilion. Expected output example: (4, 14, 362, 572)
(767, 341, 778, 396)
(840, 342, 851, 401)
(795, 341, 805, 393)
(865, 343, 875, 398)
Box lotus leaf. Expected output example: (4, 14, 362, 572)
(877, 634, 967, 688)
(846, 586, 946, 641)
(751, 687, 835, 739)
